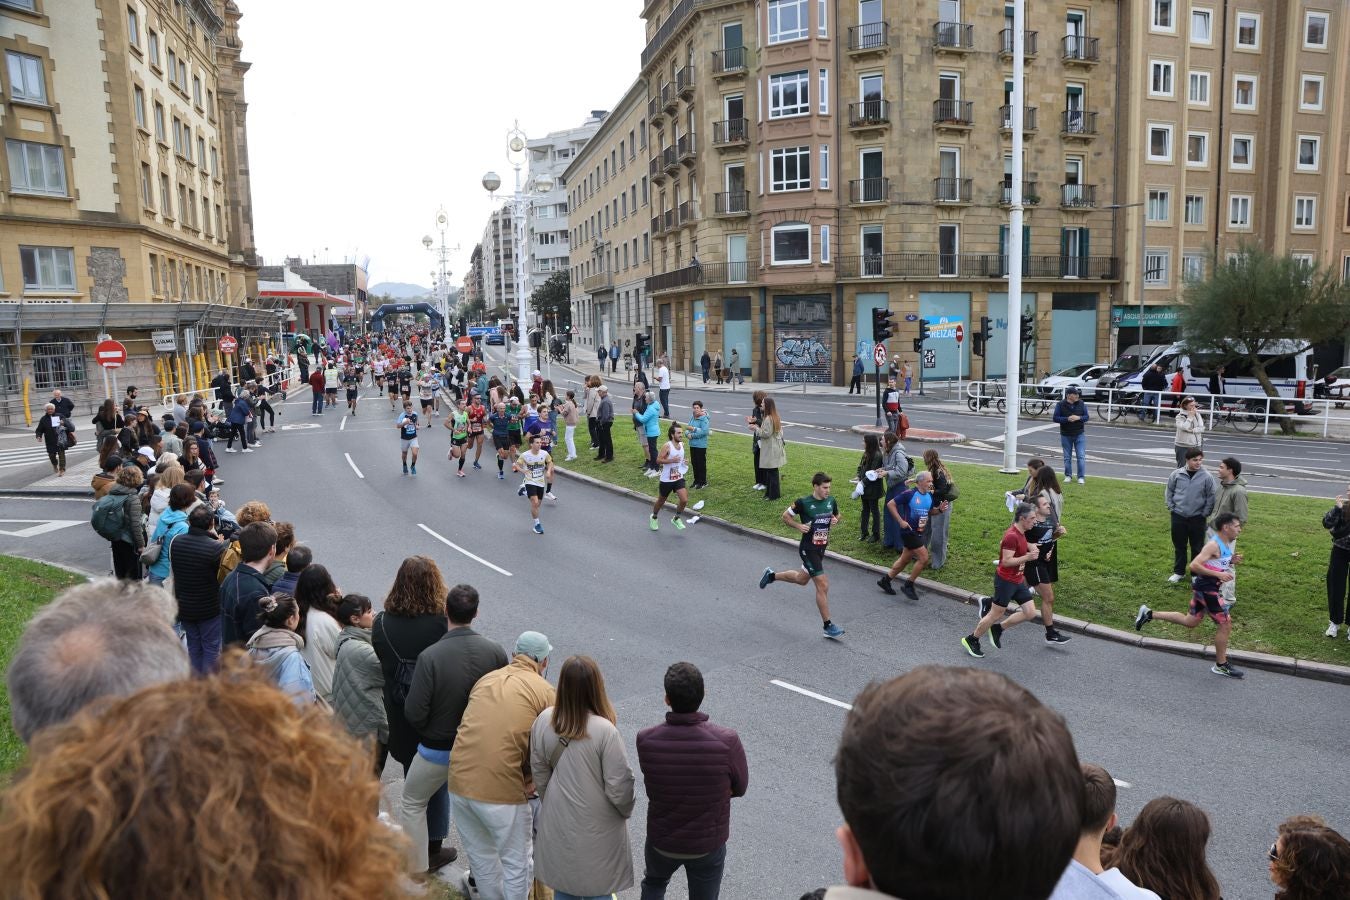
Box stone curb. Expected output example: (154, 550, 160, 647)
(849, 423, 967, 444)
(552, 465, 1350, 686)
(0, 488, 91, 499)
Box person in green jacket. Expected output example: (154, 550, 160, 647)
(331, 594, 387, 768)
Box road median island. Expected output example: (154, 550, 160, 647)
(554, 424, 1350, 677)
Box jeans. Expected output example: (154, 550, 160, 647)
(691, 446, 707, 486)
(1170, 512, 1208, 577)
(640, 840, 727, 900)
(596, 422, 613, 460)
(1328, 544, 1350, 625)
(402, 747, 452, 872)
(928, 506, 951, 569)
(311, 392, 324, 414)
(659, 388, 670, 417)
(610, 356, 618, 373)
(564, 425, 576, 458)
(849, 374, 862, 394)
(646, 435, 658, 470)
(451, 794, 532, 900)
(1146, 391, 1164, 421)
(183, 615, 222, 674)
(1060, 432, 1086, 479)
(701, 365, 709, 383)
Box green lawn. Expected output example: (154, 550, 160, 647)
(0, 556, 84, 776)
(563, 422, 1350, 667)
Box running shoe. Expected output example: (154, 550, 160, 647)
(518, 485, 527, 497)
(564, 456, 576, 461)
(241, 448, 254, 454)
(1134, 605, 1153, 631)
(1210, 662, 1245, 679)
(1326, 622, 1339, 638)
(823, 622, 845, 639)
(224, 448, 238, 453)
(403, 464, 409, 474)
(899, 581, 919, 601)
(961, 636, 984, 659)
(410, 465, 417, 475)
(646, 469, 659, 478)
(1167, 573, 1183, 584)
(1077, 477, 1085, 484)
(649, 517, 659, 531)
(978, 595, 993, 619)
(672, 517, 685, 530)
(533, 522, 544, 535)
(1044, 628, 1071, 644)
(989, 623, 1004, 650)
(758, 567, 774, 589)
(497, 471, 504, 480)
(876, 576, 896, 596)
(545, 491, 557, 501)
(752, 483, 766, 490)
(473, 462, 482, 470)
(457, 470, 466, 478)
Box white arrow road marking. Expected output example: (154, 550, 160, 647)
(0, 519, 84, 538)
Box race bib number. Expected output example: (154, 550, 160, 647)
(917, 515, 929, 532)
(812, 528, 828, 546)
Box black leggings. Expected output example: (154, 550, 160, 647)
(861, 496, 881, 538)
(226, 422, 247, 449)
(647, 435, 658, 470)
(762, 467, 781, 500)
(258, 399, 275, 427)
(691, 446, 707, 485)
(111, 540, 141, 580)
(1328, 544, 1350, 625)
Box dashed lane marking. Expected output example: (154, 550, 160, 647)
(344, 453, 364, 479)
(770, 678, 853, 710)
(417, 523, 513, 577)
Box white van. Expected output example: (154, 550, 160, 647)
(1091, 344, 1166, 399)
(1110, 341, 1313, 400)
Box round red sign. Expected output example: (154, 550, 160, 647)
(95, 339, 127, 369)
(218, 335, 238, 354)
(455, 335, 474, 354)
(955, 324, 965, 343)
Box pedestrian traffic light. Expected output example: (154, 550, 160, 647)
(912, 338, 922, 352)
(634, 332, 647, 358)
(1019, 314, 1034, 343)
(871, 307, 895, 342)
(917, 318, 931, 344)
(972, 315, 991, 358)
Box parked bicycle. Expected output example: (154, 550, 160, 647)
(967, 381, 1006, 413)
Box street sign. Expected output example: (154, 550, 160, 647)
(467, 326, 494, 337)
(95, 339, 127, 369)
(872, 343, 888, 367)
(955, 324, 964, 343)
(151, 330, 177, 352)
(455, 335, 474, 354)
(904, 313, 919, 322)
(218, 335, 238, 354)
(923, 349, 937, 369)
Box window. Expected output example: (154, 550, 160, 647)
(6, 140, 67, 196)
(167, 48, 177, 83)
(1152, 0, 1174, 31)
(153, 102, 166, 143)
(770, 146, 811, 191)
(1297, 135, 1320, 172)
(1147, 188, 1170, 222)
(1188, 71, 1210, 105)
(196, 136, 206, 169)
(1301, 74, 1324, 111)
(769, 70, 810, 117)
(127, 6, 140, 46)
(1305, 11, 1329, 48)
(140, 163, 152, 209)
(768, 0, 809, 43)
(1182, 252, 1206, 282)
(30, 334, 88, 390)
(5, 51, 47, 103)
(1228, 193, 1252, 228)
(159, 173, 171, 217)
(1150, 60, 1174, 97)
(1191, 7, 1212, 43)
(133, 85, 146, 129)
(193, 75, 202, 107)
(1147, 124, 1173, 162)
(214, 204, 222, 238)
(818, 0, 827, 36)
(1144, 249, 1170, 285)
(818, 68, 828, 114)
(19, 247, 76, 291)
(1233, 75, 1256, 110)
(1343, 256, 1350, 283)
(819, 143, 829, 189)
(147, 29, 159, 67)
(178, 183, 188, 222)
(209, 145, 219, 177)
(1295, 196, 1317, 230)
(938, 224, 959, 276)
(1230, 135, 1253, 170)
(1186, 132, 1208, 167)
(1236, 12, 1259, 49)
(820, 224, 830, 262)
(1184, 193, 1206, 225)
(770, 222, 810, 265)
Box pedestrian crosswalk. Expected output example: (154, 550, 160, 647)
(0, 443, 94, 471)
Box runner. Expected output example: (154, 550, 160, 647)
(1027, 481, 1071, 644)
(961, 502, 1041, 659)
(649, 423, 692, 531)
(323, 362, 340, 408)
(512, 433, 554, 534)
(386, 361, 401, 409)
(1135, 512, 1246, 678)
(342, 365, 361, 416)
(877, 471, 942, 600)
(505, 394, 524, 458)
(372, 353, 387, 391)
(488, 401, 513, 480)
(466, 394, 487, 470)
(396, 401, 420, 476)
(417, 371, 438, 419)
(757, 472, 846, 639)
(444, 396, 470, 478)
(396, 365, 413, 405)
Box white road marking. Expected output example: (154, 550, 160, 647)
(770, 678, 853, 710)
(344, 453, 364, 479)
(986, 423, 1059, 443)
(1114, 778, 1133, 789)
(417, 523, 513, 577)
(340, 415, 346, 432)
(790, 437, 841, 448)
(0, 519, 83, 538)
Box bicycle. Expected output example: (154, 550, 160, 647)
(1095, 391, 1145, 423)
(1214, 400, 1262, 433)
(967, 382, 1006, 413)
(1020, 395, 1051, 418)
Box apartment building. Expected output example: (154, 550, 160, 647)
(462, 243, 484, 316)
(564, 79, 656, 357)
(1117, 1, 1350, 344)
(526, 114, 605, 298)
(480, 205, 517, 317)
(0, 0, 264, 420)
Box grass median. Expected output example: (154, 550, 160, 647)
(0, 556, 85, 776)
(559, 422, 1349, 667)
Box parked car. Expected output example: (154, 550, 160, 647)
(1038, 363, 1107, 398)
(484, 331, 505, 346)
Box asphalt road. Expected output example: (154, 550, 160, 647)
(2, 382, 1345, 900)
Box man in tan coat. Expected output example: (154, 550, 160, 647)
(448, 631, 556, 900)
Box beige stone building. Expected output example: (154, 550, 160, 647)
(565, 80, 656, 363)
(0, 0, 265, 423)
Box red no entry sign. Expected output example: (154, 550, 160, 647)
(218, 335, 238, 354)
(95, 339, 127, 369)
(955, 324, 965, 343)
(872, 343, 888, 367)
(455, 335, 474, 354)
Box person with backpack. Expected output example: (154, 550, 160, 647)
(34, 402, 75, 477)
(883, 380, 903, 435)
(94, 465, 147, 579)
(219, 521, 277, 646)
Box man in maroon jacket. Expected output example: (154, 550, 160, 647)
(636, 661, 748, 899)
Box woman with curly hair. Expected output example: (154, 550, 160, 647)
(0, 660, 405, 899)
(216, 499, 272, 583)
(1104, 796, 1221, 900)
(373, 555, 454, 872)
(295, 564, 342, 706)
(1270, 815, 1350, 899)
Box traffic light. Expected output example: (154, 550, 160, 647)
(912, 338, 923, 352)
(871, 308, 896, 343)
(634, 332, 647, 360)
(972, 315, 991, 358)
(917, 318, 931, 344)
(1019, 314, 1034, 343)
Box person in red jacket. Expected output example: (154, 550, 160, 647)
(635, 661, 748, 899)
(308, 367, 326, 415)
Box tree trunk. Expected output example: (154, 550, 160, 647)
(1250, 358, 1296, 434)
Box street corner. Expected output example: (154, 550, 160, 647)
(849, 423, 966, 444)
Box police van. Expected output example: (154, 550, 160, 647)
(1109, 341, 1313, 400)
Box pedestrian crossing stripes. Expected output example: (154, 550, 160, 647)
(0, 444, 94, 470)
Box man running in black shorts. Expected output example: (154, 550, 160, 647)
(387, 363, 401, 409)
(963, 501, 1041, 658)
(343, 365, 360, 416)
(396, 401, 420, 475)
(758, 472, 846, 639)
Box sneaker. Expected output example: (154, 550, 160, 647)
(989, 623, 1004, 650)
(533, 522, 544, 535)
(457, 470, 466, 478)
(224, 447, 238, 453)
(1006, 600, 1021, 614)
(403, 464, 409, 474)
(1326, 621, 1339, 638)
(758, 566, 775, 589)
(241, 448, 254, 453)
(1167, 573, 1183, 584)
(646, 469, 659, 478)
(823, 622, 845, 639)
(564, 456, 576, 461)
(545, 491, 557, 501)
(961, 636, 985, 659)
(410, 465, 417, 475)
(753, 483, 766, 490)
(497, 471, 504, 480)
(518, 485, 526, 497)
(1045, 628, 1071, 644)
(1210, 662, 1245, 679)
(649, 517, 659, 531)
(1076, 477, 1085, 484)
(877, 576, 896, 595)
(899, 580, 919, 601)
(978, 595, 993, 619)
(473, 462, 482, 470)
(1134, 604, 1153, 631)
(672, 517, 685, 530)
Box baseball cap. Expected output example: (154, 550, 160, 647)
(136, 446, 156, 461)
(513, 631, 552, 662)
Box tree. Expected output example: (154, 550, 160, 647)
(529, 271, 571, 331)
(1180, 245, 1350, 432)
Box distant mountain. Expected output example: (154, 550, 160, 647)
(370, 282, 431, 299)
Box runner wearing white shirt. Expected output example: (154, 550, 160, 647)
(649, 423, 691, 531)
(372, 355, 387, 390)
(512, 434, 553, 534)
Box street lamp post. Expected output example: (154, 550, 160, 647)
(422, 209, 457, 330)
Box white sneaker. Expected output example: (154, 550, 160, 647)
(753, 483, 766, 490)
(564, 456, 576, 461)
(1326, 621, 1339, 638)
(241, 448, 255, 453)
(1167, 573, 1183, 584)
(545, 491, 557, 501)
(224, 447, 238, 453)
(1077, 477, 1085, 484)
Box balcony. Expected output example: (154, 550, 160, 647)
(677, 199, 696, 227)
(677, 132, 697, 165)
(848, 100, 890, 131)
(1060, 109, 1098, 141)
(662, 208, 676, 232)
(933, 99, 974, 131)
(998, 180, 1041, 206)
(932, 21, 974, 52)
(848, 177, 890, 204)
(933, 177, 972, 204)
(582, 270, 613, 293)
(712, 118, 749, 148)
(662, 144, 679, 173)
(1060, 183, 1097, 209)
(646, 259, 753, 293)
(648, 96, 664, 125)
(713, 190, 749, 216)
(651, 214, 665, 236)
(999, 28, 1038, 59)
(712, 46, 747, 77)
(650, 156, 666, 185)
(836, 252, 1118, 280)
(661, 82, 677, 113)
(677, 65, 696, 98)
(848, 21, 889, 55)
(999, 105, 1038, 134)
(1062, 34, 1100, 65)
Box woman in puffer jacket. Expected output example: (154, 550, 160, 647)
(331, 594, 388, 773)
(246, 594, 316, 707)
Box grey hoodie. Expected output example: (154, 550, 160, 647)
(1166, 465, 1216, 518)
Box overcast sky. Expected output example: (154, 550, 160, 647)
(239, 1, 645, 290)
